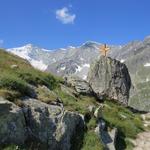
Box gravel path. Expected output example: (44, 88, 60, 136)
(133, 113, 150, 150)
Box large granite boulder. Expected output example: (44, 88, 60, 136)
(64, 76, 92, 95)
(22, 98, 84, 150)
(87, 56, 131, 105)
(0, 97, 26, 145)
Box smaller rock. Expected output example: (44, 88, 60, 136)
(88, 105, 96, 114)
(10, 64, 19, 69)
(35, 85, 58, 103)
(64, 76, 92, 95)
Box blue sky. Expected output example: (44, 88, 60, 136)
(0, 0, 150, 49)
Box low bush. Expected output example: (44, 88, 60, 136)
(81, 131, 104, 150)
(0, 73, 31, 96)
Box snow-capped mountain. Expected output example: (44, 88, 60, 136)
(7, 44, 49, 71)
(7, 36, 150, 79)
(7, 44, 74, 71)
(7, 42, 121, 78)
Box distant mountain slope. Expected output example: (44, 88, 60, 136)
(7, 36, 150, 111)
(7, 42, 121, 78)
(7, 37, 150, 82)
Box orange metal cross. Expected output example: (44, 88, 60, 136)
(100, 44, 110, 56)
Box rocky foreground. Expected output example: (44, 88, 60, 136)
(0, 97, 84, 149)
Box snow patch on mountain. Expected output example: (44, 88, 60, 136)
(80, 57, 84, 61)
(144, 63, 150, 67)
(60, 66, 66, 71)
(41, 48, 51, 52)
(83, 75, 87, 80)
(68, 46, 75, 49)
(30, 59, 47, 71)
(120, 59, 125, 63)
(76, 65, 82, 73)
(60, 48, 66, 51)
(75, 63, 90, 73)
(83, 64, 90, 68)
(7, 44, 48, 71)
(8, 46, 31, 60)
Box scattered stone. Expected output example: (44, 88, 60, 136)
(65, 76, 93, 95)
(10, 64, 19, 69)
(88, 105, 96, 114)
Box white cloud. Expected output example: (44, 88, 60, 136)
(0, 40, 4, 47)
(56, 7, 76, 24)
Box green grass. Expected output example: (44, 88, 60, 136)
(71, 115, 104, 150)
(102, 101, 144, 149)
(81, 131, 104, 150)
(35, 85, 58, 103)
(55, 87, 98, 115)
(0, 73, 32, 96)
(0, 49, 61, 100)
(0, 144, 25, 150)
(86, 117, 97, 130)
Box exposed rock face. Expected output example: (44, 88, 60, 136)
(65, 76, 92, 95)
(0, 97, 26, 145)
(88, 56, 131, 105)
(56, 111, 84, 150)
(0, 97, 84, 149)
(95, 119, 118, 150)
(22, 98, 84, 150)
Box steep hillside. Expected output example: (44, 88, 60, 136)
(0, 49, 60, 102)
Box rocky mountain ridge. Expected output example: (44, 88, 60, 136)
(7, 36, 150, 111)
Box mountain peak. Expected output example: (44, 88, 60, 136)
(82, 41, 100, 46)
(25, 43, 33, 47)
(144, 35, 150, 43)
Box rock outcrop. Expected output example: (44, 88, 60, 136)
(22, 98, 84, 150)
(0, 97, 26, 145)
(0, 97, 84, 149)
(95, 119, 118, 150)
(87, 56, 131, 105)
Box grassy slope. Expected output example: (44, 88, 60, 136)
(0, 49, 61, 101)
(0, 49, 144, 150)
(0, 49, 103, 150)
